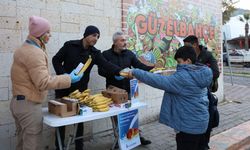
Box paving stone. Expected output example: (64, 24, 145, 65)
(70, 83, 250, 150)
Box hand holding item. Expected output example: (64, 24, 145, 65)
(119, 68, 133, 78)
(69, 69, 84, 83)
(114, 75, 125, 80)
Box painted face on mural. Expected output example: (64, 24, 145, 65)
(114, 35, 127, 51)
(85, 33, 100, 46)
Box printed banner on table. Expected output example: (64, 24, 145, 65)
(130, 79, 139, 101)
(118, 109, 140, 150)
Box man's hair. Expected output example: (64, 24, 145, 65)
(174, 46, 196, 64)
(112, 31, 124, 43)
(183, 35, 199, 45)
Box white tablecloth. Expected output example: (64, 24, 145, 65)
(43, 102, 147, 127)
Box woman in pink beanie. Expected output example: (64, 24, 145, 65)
(10, 16, 83, 150)
(28, 15, 51, 50)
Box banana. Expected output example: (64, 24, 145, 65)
(88, 94, 103, 101)
(89, 94, 101, 99)
(84, 96, 94, 104)
(69, 90, 81, 98)
(78, 97, 84, 103)
(104, 98, 112, 103)
(92, 97, 109, 103)
(79, 96, 88, 103)
(83, 89, 91, 93)
(78, 56, 92, 75)
(74, 92, 82, 99)
(83, 93, 113, 109)
(94, 107, 109, 112)
(92, 100, 108, 106)
(80, 92, 89, 98)
(92, 93, 103, 98)
(93, 104, 109, 109)
(120, 72, 129, 77)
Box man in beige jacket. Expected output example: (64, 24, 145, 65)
(10, 16, 83, 150)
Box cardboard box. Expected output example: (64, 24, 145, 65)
(102, 85, 128, 104)
(48, 98, 79, 117)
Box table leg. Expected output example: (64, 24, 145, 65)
(66, 124, 78, 150)
(111, 116, 119, 150)
(56, 128, 63, 150)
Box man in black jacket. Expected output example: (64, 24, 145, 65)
(52, 26, 122, 150)
(183, 35, 220, 150)
(98, 31, 154, 146)
(183, 35, 219, 85)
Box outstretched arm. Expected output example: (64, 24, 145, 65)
(131, 52, 154, 71)
(95, 51, 122, 76)
(131, 69, 181, 93)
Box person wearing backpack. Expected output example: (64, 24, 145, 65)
(183, 35, 220, 150)
(120, 46, 213, 150)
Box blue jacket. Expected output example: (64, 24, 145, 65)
(132, 64, 212, 134)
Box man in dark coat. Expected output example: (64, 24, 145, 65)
(98, 31, 154, 146)
(183, 35, 219, 90)
(52, 26, 122, 150)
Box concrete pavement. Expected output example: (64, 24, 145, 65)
(80, 82, 250, 150)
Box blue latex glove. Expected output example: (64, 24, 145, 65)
(115, 75, 125, 80)
(69, 69, 84, 83)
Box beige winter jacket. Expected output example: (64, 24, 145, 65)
(11, 38, 71, 103)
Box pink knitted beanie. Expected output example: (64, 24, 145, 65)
(29, 16, 50, 37)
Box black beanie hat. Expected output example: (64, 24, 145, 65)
(83, 25, 100, 38)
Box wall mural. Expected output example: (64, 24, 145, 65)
(126, 0, 220, 68)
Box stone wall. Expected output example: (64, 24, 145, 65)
(0, 0, 122, 149)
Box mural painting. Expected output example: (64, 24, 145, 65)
(126, 0, 220, 68)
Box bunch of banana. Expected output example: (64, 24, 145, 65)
(68, 89, 91, 104)
(85, 93, 112, 112)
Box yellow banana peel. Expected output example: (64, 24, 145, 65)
(78, 56, 92, 75)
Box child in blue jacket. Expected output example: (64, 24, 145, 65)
(122, 46, 212, 150)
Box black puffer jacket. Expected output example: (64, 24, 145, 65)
(197, 45, 220, 79)
(98, 47, 154, 93)
(197, 45, 220, 92)
(52, 39, 122, 98)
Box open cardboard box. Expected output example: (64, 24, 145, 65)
(48, 98, 79, 117)
(102, 85, 128, 104)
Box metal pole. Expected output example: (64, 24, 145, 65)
(223, 32, 233, 85)
(56, 128, 64, 150)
